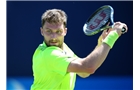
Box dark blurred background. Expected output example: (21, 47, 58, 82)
(7, 1, 133, 90)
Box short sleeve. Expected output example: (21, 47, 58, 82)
(44, 46, 77, 76)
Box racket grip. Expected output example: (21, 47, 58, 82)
(122, 27, 126, 33)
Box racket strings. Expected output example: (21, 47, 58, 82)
(88, 8, 111, 31)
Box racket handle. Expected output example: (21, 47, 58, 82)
(122, 27, 126, 33)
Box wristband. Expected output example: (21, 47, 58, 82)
(103, 31, 119, 48)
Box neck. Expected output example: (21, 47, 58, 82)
(44, 41, 64, 50)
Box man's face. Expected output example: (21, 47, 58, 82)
(41, 22, 67, 48)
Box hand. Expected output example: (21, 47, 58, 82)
(97, 28, 112, 46)
(97, 22, 112, 46)
(112, 22, 128, 36)
(97, 22, 128, 47)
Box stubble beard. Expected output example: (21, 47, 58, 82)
(45, 41, 63, 49)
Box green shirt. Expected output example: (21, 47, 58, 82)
(31, 42, 78, 90)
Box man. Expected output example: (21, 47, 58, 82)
(30, 9, 128, 90)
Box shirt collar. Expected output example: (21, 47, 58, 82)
(43, 41, 47, 47)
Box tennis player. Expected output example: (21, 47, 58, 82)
(30, 9, 128, 90)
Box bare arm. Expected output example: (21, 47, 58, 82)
(68, 42, 110, 74)
(75, 28, 112, 78)
(76, 43, 110, 78)
(67, 22, 128, 77)
(76, 34, 108, 78)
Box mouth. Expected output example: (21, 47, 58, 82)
(50, 42, 57, 44)
(49, 41, 58, 45)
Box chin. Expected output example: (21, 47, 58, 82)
(49, 44, 61, 48)
(47, 43, 62, 48)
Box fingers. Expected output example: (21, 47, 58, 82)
(98, 21, 128, 45)
(114, 22, 128, 32)
(102, 28, 112, 39)
(106, 22, 110, 26)
(122, 23, 128, 33)
(97, 28, 112, 45)
(113, 21, 128, 36)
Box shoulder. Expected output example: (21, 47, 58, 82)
(40, 46, 68, 61)
(45, 46, 64, 56)
(33, 44, 64, 58)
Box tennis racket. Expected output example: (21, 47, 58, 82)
(83, 5, 126, 36)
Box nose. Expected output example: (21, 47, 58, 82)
(51, 33, 57, 38)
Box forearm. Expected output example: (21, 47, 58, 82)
(82, 31, 119, 73)
(67, 22, 127, 75)
(75, 43, 110, 78)
(82, 43, 110, 73)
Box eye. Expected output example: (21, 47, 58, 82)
(45, 30, 52, 34)
(56, 30, 62, 34)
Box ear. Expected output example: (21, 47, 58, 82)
(40, 27, 44, 36)
(63, 28, 67, 36)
